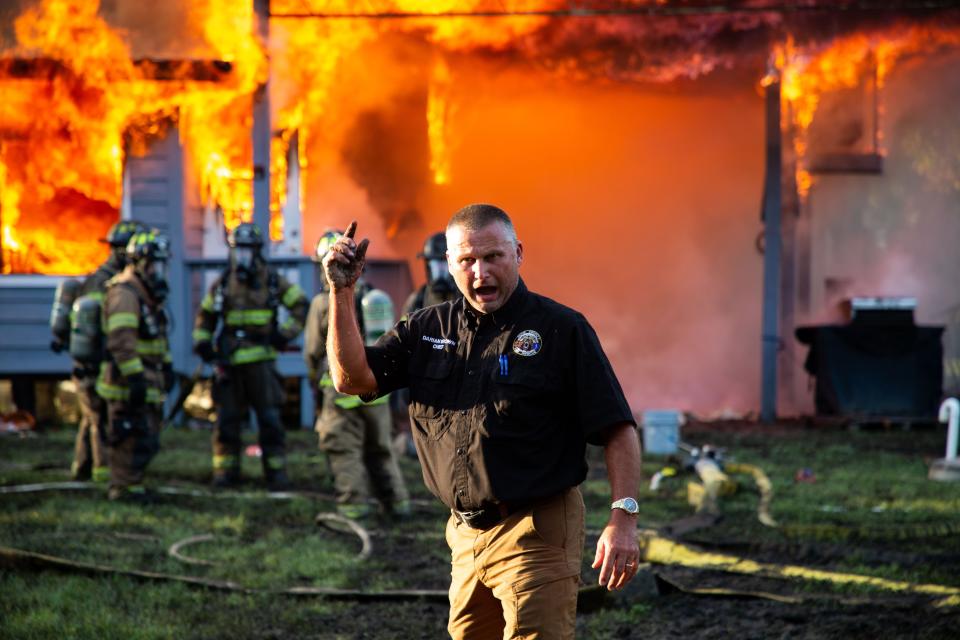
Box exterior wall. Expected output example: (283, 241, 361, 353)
(0, 275, 71, 376)
(793, 50, 960, 410)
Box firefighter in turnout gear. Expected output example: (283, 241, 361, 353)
(96, 229, 172, 502)
(193, 222, 308, 490)
(304, 231, 410, 520)
(401, 231, 460, 319)
(50, 219, 145, 483)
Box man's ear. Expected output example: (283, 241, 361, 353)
(516, 241, 523, 266)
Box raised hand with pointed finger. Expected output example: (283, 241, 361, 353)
(322, 220, 369, 292)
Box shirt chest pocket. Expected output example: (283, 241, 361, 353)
(408, 352, 457, 438)
(490, 363, 561, 424)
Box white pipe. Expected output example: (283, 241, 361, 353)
(938, 398, 959, 461)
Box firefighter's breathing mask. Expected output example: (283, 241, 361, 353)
(111, 247, 128, 268)
(232, 246, 258, 277)
(427, 259, 452, 287)
(140, 258, 169, 301)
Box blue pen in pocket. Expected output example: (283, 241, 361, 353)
(499, 354, 509, 377)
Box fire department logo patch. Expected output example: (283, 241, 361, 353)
(512, 330, 542, 357)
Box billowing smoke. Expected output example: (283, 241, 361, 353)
(339, 91, 430, 239)
(800, 48, 960, 329)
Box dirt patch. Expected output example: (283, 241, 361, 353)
(619, 591, 959, 640)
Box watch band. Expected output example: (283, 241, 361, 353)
(611, 497, 639, 515)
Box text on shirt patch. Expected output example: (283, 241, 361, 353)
(512, 330, 542, 357)
(422, 335, 456, 350)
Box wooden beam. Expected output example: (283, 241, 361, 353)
(0, 58, 233, 82)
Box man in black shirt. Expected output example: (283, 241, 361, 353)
(323, 204, 641, 638)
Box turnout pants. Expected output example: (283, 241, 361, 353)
(316, 399, 409, 511)
(212, 360, 286, 480)
(106, 401, 161, 490)
(446, 488, 584, 640)
(72, 373, 109, 481)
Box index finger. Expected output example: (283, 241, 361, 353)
(344, 221, 358, 239)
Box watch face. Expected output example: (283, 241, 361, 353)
(623, 497, 639, 513)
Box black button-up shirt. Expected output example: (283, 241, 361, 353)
(366, 279, 635, 511)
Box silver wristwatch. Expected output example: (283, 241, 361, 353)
(611, 497, 639, 515)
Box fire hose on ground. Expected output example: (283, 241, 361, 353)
(3, 475, 960, 607)
(649, 443, 959, 541)
(2, 526, 958, 609)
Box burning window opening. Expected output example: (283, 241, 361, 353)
(0, 0, 265, 275)
(774, 23, 960, 199)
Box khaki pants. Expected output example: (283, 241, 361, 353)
(316, 399, 409, 508)
(72, 374, 108, 479)
(446, 488, 584, 640)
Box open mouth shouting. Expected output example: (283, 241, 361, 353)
(473, 284, 499, 304)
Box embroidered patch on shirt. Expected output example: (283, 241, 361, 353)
(512, 330, 542, 357)
(422, 335, 456, 350)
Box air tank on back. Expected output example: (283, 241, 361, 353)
(50, 279, 82, 346)
(361, 288, 394, 346)
(69, 295, 105, 365)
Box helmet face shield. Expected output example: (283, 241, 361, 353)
(124, 229, 170, 300)
(146, 258, 168, 285)
(232, 246, 256, 272)
(427, 258, 450, 285)
(138, 257, 169, 301)
(111, 246, 128, 267)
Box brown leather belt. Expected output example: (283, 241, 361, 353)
(453, 499, 536, 530)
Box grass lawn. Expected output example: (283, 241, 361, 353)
(2, 421, 960, 639)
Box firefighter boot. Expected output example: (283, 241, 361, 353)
(107, 484, 154, 504)
(92, 465, 111, 484)
(71, 460, 91, 481)
(211, 452, 241, 488)
(263, 456, 291, 492)
(265, 469, 291, 492)
(211, 468, 240, 488)
(337, 502, 373, 521)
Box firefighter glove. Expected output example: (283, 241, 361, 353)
(195, 341, 216, 363)
(162, 362, 175, 393)
(127, 372, 148, 409)
(112, 412, 148, 442)
(270, 331, 289, 351)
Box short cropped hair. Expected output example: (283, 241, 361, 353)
(446, 203, 517, 243)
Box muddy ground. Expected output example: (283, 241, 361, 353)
(3, 420, 960, 639)
(300, 420, 960, 639)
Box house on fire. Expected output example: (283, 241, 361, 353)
(2, 1, 960, 423)
(0, 122, 413, 426)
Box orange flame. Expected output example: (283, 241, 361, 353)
(180, 0, 266, 235)
(427, 56, 454, 185)
(4, 1, 959, 275)
(777, 25, 960, 199)
(0, 0, 266, 274)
